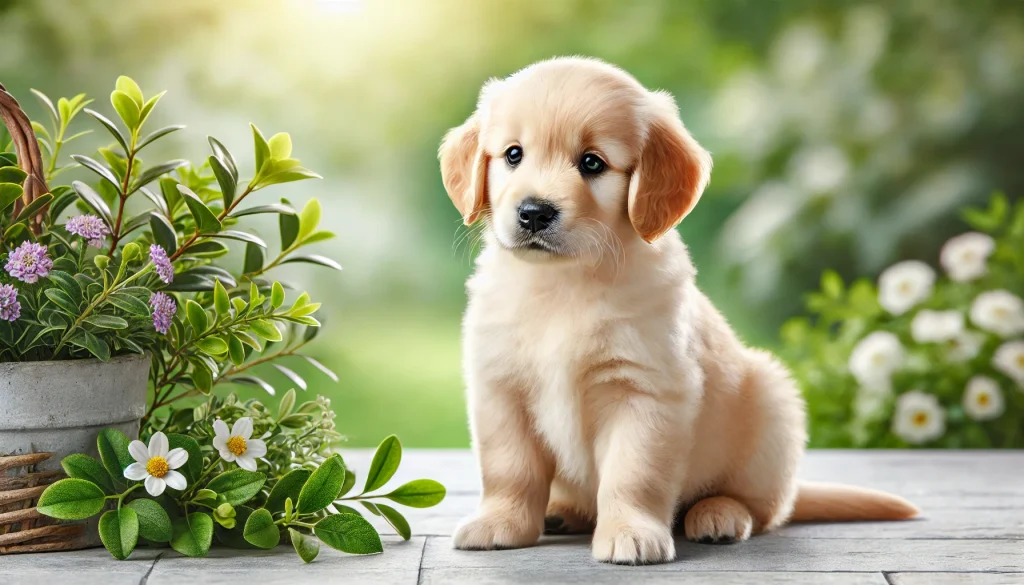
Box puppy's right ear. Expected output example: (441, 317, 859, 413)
(439, 115, 489, 225)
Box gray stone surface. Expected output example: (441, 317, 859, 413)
(0, 450, 1021, 584)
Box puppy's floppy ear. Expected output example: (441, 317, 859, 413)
(439, 115, 489, 225)
(627, 93, 712, 243)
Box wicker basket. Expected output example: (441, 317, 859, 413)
(0, 453, 82, 554)
(0, 82, 49, 221)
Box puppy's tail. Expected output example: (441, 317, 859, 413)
(790, 482, 919, 523)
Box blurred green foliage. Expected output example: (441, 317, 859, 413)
(2, 0, 1023, 446)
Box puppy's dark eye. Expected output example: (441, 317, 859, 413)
(579, 153, 606, 175)
(505, 145, 523, 167)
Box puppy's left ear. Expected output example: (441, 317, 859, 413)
(627, 93, 712, 243)
(439, 115, 489, 225)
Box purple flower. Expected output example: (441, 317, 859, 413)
(0, 284, 20, 321)
(66, 214, 110, 248)
(4, 241, 52, 284)
(150, 292, 176, 334)
(150, 244, 174, 284)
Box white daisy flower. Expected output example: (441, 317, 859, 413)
(969, 290, 1024, 337)
(878, 261, 935, 315)
(946, 330, 986, 362)
(124, 432, 189, 496)
(939, 232, 995, 282)
(892, 390, 945, 445)
(849, 331, 904, 386)
(962, 376, 1005, 421)
(993, 340, 1024, 387)
(910, 310, 964, 343)
(213, 417, 267, 471)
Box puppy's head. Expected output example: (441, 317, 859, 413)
(439, 57, 711, 261)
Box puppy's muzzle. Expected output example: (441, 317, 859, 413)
(517, 197, 559, 234)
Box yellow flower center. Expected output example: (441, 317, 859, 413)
(146, 456, 169, 478)
(1017, 354, 1024, 368)
(977, 393, 990, 407)
(898, 281, 913, 295)
(227, 435, 247, 456)
(994, 307, 1009, 319)
(912, 412, 929, 427)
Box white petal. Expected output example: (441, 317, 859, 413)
(235, 454, 257, 471)
(128, 440, 150, 464)
(245, 439, 267, 459)
(232, 417, 253, 440)
(163, 470, 188, 491)
(166, 448, 189, 469)
(213, 435, 227, 452)
(145, 475, 166, 497)
(217, 448, 236, 462)
(148, 432, 169, 459)
(124, 462, 149, 481)
(213, 419, 230, 440)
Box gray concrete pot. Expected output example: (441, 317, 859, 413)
(0, 353, 151, 549)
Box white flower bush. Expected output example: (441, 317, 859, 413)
(782, 193, 1024, 448)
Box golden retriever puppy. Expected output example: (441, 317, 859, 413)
(439, 57, 917, 565)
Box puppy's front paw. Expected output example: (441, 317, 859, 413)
(452, 511, 541, 550)
(592, 514, 675, 565)
(683, 496, 753, 544)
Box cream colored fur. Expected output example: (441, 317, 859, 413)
(439, 57, 917, 566)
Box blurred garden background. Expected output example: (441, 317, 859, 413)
(2, 0, 1023, 447)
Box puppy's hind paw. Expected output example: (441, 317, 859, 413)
(592, 515, 675, 565)
(683, 496, 753, 544)
(452, 512, 541, 551)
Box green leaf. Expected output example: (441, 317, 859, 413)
(0, 183, 22, 214)
(314, 514, 383, 555)
(210, 155, 236, 208)
(242, 508, 280, 549)
(170, 513, 214, 557)
(85, 109, 129, 154)
(111, 90, 141, 130)
(279, 201, 300, 248)
(281, 254, 342, 272)
(126, 499, 172, 543)
(96, 428, 133, 487)
(297, 199, 321, 241)
(297, 454, 346, 514)
(185, 299, 208, 332)
(383, 479, 446, 508)
(159, 177, 183, 214)
(14, 193, 53, 224)
(44, 288, 79, 314)
(278, 387, 297, 419)
(304, 356, 339, 383)
(230, 203, 295, 218)
(190, 360, 213, 394)
(107, 291, 150, 316)
(228, 334, 245, 366)
(258, 166, 322, 188)
(214, 505, 256, 549)
(214, 279, 231, 316)
(69, 329, 111, 361)
(71, 180, 113, 224)
(251, 124, 271, 171)
(208, 136, 239, 180)
(47, 270, 82, 305)
(60, 454, 114, 494)
(339, 469, 357, 498)
(362, 435, 401, 494)
(178, 240, 229, 259)
(167, 433, 203, 484)
(0, 166, 27, 184)
(149, 213, 178, 254)
(274, 365, 306, 391)
(36, 478, 106, 520)
(289, 528, 320, 563)
(209, 230, 267, 248)
(196, 337, 228, 355)
(267, 282, 285, 308)
(115, 76, 144, 106)
(99, 507, 139, 560)
(139, 91, 165, 125)
(31, 88, 59, 124)
(83, 314, 129, 330)
(266, 468, 311, 514)
(301, 230, 335, 245)
(228, 375, 274, 396)
(250, 319, 282, 342)
(243, 242, 264, 274)
(206, 469, 266, 506)
(376, 503, 411, 540)
(137, 125, 185, 152)
(178, 184, 223, 233)
(268, 132, 292, 160)
(135, 160, 187, 188)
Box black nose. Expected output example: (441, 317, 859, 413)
(517, 198, 559, 233)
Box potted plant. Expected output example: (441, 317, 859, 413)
(0, 78, 442, 558)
